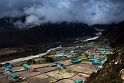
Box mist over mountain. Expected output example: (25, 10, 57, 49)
(0, 0, 122, 48)
(0, 0, 124, 28)
(0, 1, 123, 83)
(0, 15, 115, 48)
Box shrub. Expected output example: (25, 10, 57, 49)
(27, 59, 36, 64)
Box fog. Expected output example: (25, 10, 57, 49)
(0, 0, 124, 26)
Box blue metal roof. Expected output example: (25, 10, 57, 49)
(5, 67, 11, 71)
(57, 54, 64, 58)
(6, 65, 12, 69)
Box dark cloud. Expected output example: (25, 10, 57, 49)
(0, 0, 124, 26)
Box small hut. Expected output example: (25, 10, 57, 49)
(97, 52, 106, 57)
(57, 54, 64, 58)
(4, 65, 12, 72)
(10, 73, 19, 79)
(22, 64, 31, 70)
(74, 80, 84, 83)
(71, 58, 81, 64)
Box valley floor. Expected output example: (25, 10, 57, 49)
(0, 38, 114, 83)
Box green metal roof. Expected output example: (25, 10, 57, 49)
(71, 58, 81, 64)
(74, 50, 82, 53)
(22, 64, 31, 69)
(74, 80, 84, 83)
(10, 73, 19, 79)
(68, 52, 73, 56)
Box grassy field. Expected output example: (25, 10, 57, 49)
(81, 59, 90, 62)
(47, 54, 57, 59)
(46, 69, 77, 79)
(77, 55, 86, 59)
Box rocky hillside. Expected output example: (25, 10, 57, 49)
(0, 16, 115, 48)
(85, 21, 124, 83)
(102, 21, 124, 48)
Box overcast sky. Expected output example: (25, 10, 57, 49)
(0, 0, 124, 25)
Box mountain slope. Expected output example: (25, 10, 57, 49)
(85, 21, 124, 83)
(102, 21, 124, 47)
(0, 17, 114, 48)
(0, 22, 99, 48)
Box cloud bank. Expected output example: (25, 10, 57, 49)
(0, 0, 124, 26)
